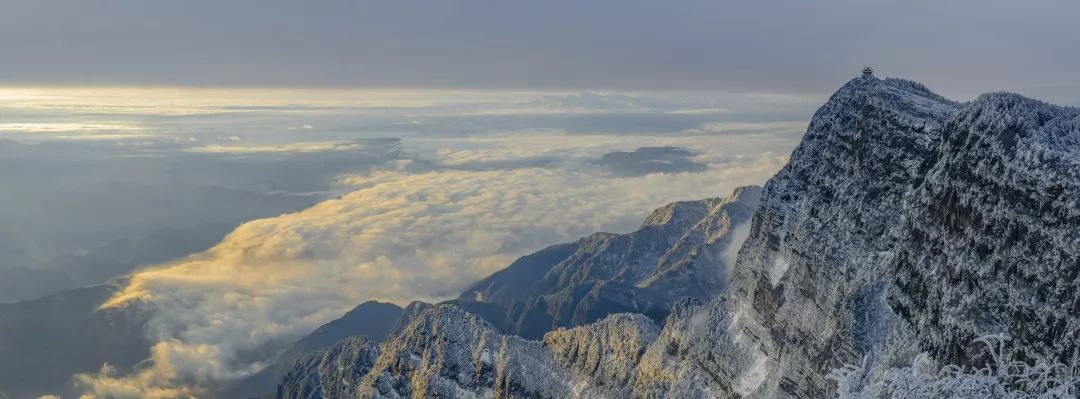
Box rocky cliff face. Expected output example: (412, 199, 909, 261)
(678, 76, 1080, 397)
(891, 92, 1080, 364)
(706, 76, 961, 397)
(276, 76, 1080, 398)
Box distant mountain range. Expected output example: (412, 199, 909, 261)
(223, 186, 758, 398)
(0, 281, 150, 399)
(453, 185, 759, 339)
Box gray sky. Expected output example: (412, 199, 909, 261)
(3, 0, 1078, 98)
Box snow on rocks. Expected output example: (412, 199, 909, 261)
(278, 76, 1080, 398)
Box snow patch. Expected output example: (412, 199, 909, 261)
(734, 351, 770, 396)
(721, 218, 752, 284)
(768, 253, 790, 287)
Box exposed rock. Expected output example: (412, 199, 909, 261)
(891, 92, 1080, 364)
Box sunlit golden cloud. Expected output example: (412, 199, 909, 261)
(79, 130, 793, 397)
(0, 84, 819, 398)
(0, 122, 144, 133)
(682, 121, 808, 134)
(186, 141, 364, 154)
(0, 87, 560, 116)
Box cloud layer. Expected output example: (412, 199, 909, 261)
(0, 87, 814, 305)
(595, 146, 707, 177)
(79, 132, 791, 397)
(0, 85, 808, 396)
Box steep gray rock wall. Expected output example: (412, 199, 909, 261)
(685, 77, 1080, 397)
(891, 92, 1080, 364)
(711, 76, 960, 397)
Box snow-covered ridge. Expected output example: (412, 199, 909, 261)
(454, 185, 761, 339)
(278, 305, 575, 398)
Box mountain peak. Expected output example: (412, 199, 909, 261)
(639, 199, 710, 229)
(453, 186, 760, 339)
(729, 184, 763, 205)
(640, 185, 761, 229)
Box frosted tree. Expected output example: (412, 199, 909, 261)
(831, 335, 1080, 399)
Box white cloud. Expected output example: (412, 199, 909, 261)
(186, 141, 363, 154)
(81, 137, 790, 397)
(665, 108, 731, 115)
(0, 87, 472, 117)
(0, 122, 155, 143)
(43, 133, 159, 141)
(412, 131, 794, 168)
(0, 122, 144, 133)
(1, 87, 809, 398)
(682, 121, 808, 134)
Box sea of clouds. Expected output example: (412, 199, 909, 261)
(0, 87, 813, 397)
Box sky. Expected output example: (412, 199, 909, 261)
(3, 0, 1080, 101)
(2, 1, 1078, 397)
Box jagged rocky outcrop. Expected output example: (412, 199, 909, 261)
(543, 313, 659, 393)
(276, 305, 669, 399)
(357, 305, 571, 398)
(277, 75, 1080, 398)
(457, 186, 760, 338)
